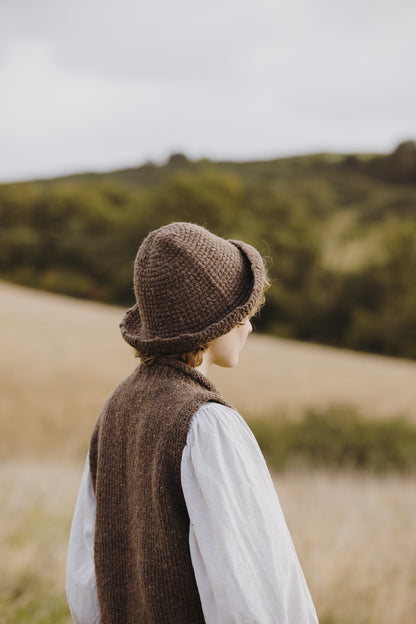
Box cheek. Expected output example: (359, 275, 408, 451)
(211, 335, 240, 367)
(239, 326, 250, 345)
(233, 329, 248, 357)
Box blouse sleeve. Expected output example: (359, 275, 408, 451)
(181, 402, 318, 624)
(66, 454, 101, 624)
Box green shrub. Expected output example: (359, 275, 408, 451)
(249, 406, 416, 473)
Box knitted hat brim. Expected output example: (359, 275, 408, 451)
(120, 240, 265, 355)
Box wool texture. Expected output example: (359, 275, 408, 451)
(120, 222, 266, 355)
(89, 357, 231, 623)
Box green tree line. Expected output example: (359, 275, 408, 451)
(1, 143, 415, 358)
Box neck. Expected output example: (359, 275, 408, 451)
(195, 349, 214, 378)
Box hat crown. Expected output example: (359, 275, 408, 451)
(134, 223, 251, 340)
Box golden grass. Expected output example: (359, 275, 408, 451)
(1, 461, 415, 624)
(214, 334, 416, 421)
(0, 281, 132, 460)
(0, 460, 80, 623)
(1, 281, 415, 461)
(276, 470, 416, 624)
(2, 282, 416, 622)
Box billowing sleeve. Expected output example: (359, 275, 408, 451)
(66, 454, 101, 624)
(181, 402, 319, 624)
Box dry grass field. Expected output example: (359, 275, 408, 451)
(1, 281, 416, 623)
(1, 462, 415, 624)
(2, 280, 416, 461)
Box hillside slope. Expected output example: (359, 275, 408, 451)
(1, 281, 415, 460)
(1, 145, 416, 359)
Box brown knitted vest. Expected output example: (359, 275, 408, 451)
(89, 358, 230, 623)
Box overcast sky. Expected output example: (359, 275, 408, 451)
(1, 0, 415, 182)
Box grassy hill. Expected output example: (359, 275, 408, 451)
(2, 281, 415, 462)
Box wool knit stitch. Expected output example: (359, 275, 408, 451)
(120, 222, 266, 355)
(89, 357, 231, 623)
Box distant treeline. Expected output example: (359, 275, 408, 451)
(1, 141, 416, 359)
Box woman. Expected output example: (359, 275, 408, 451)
(66, 222, 318, 623)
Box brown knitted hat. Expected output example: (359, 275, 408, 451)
(120, 222, 266, 355)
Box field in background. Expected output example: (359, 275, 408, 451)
(1, 281, 416, 623)
(2, 281, 416, 461)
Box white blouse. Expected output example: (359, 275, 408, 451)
(66, 403, 318, 623)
